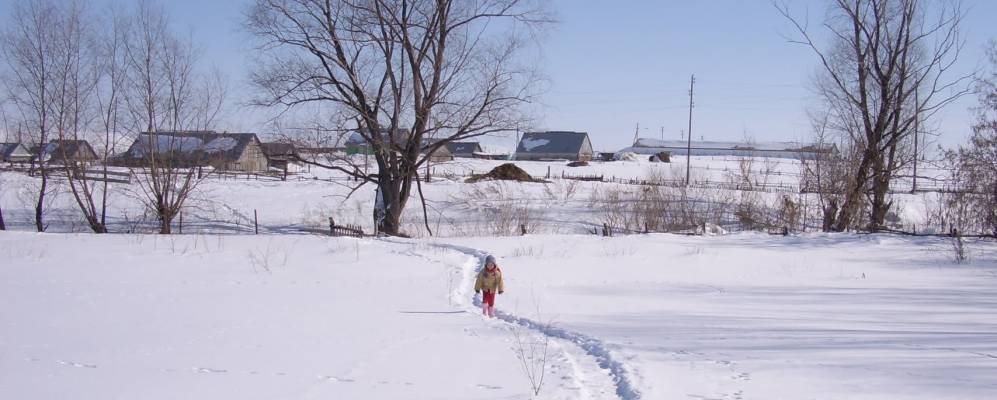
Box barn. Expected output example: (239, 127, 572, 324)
(117, 131, 269, 172)
(618, 138, 838, 161)
(515, 131, 594, 161)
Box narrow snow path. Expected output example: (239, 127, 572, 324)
(397, 239, 641, 400)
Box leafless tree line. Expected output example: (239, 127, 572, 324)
(1, 0, 226, 234)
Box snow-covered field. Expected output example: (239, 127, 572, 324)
(1, 231, 995, 399)
(1, 155, 992, 399)
(0, 156, 954, 237)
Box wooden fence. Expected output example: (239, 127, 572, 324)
(328, 217, 365, 238)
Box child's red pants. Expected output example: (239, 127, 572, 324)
(482, 291, 496, 307)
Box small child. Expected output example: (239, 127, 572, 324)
(474, 255, 504, 318)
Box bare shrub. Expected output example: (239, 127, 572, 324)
(511, 324, 550, 397)
(248, 239, 288, 273)
(952, 234, 967, 264)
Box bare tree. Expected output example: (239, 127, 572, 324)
(2, 0, 60, 231)
(947, 40, 997, 235)
(246, 0, 549, 236)
(44, 0, 114, 233)
(93, 7, 132, 230)
(122, 1, 225, 234)
(779, 0, 972, 231)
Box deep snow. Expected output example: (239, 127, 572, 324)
(1, 231, 995, 399)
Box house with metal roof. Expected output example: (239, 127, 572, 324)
(515, 131, 594, 161)
(618, 138, 837, 160)
(114, 131, 268, 172)
(1, 143, 32, 163)
(30, 139, 99, 164)
(446, 142, 483, 158)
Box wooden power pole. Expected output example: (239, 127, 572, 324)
(912, 90, 919, 193)
(686, 74, 695, 186)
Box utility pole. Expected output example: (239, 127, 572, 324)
(660, 126, 664, 141)
(686, 74, 695, 186)
(912, 90, 919, 193)
(633, 123, 639, 146)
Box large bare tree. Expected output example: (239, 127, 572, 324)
(779, 0, 971, 231)
(2, 0, 60, 231)
(246, 0, 548, 236)
(122, 1, 226, 234)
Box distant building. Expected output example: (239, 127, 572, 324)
(115, 131, 268, 172)
(30, 139, 99, 164)
(260, 142, 300, 170)
(618, 138, 837, 160)
(446, 142, 483, 158)
(345, 129, 453, 162)
(515, 131, 594, 161)
(1, 143, 32, 163)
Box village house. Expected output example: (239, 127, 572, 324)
(30, 139, 99, 164)
(1, 143, 32, 163)
(115, 131, 269, 172)
(515, 131, 594, 161)
(446, 142, 483, 158)
(345, 130, 454, 162)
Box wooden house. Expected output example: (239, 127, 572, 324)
(115, 131, 269, 172)
(31, 139, 99, 164)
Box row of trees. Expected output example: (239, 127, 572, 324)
(786, 0, 995, 235)
(1, 0, 225, 233)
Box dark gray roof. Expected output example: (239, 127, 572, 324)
(119, 131, 259, 163)
(516, 131, 590, 154)
(260, 142, 298, 157)
(30, 140, 98, 161)
(446, 142, 482, 155)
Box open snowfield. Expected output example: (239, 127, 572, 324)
(0, 156, 952, 237)
(2, 231, 995, 399)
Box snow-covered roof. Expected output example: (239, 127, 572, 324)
(446, 142, 482, 155)
(516, 131, 591, 155)
(120, 131, 260, 163)
(0, 142, 31, 160)
(29, 140, 98, 162)
(632, 138, 833, 153)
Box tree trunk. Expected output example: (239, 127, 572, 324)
(0, 201, 6, 230)
(821, 199, 838, 232)
(833, 150, 875, 232)
(869, 171, 892, 231)
(35, 171, 47, 232)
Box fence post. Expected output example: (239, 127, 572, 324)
(329, 217, 335, 236)
(546, 166, 550, 179)
(254, 209, 259, 234)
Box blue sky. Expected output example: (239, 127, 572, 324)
(3, 0, 994, 151)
